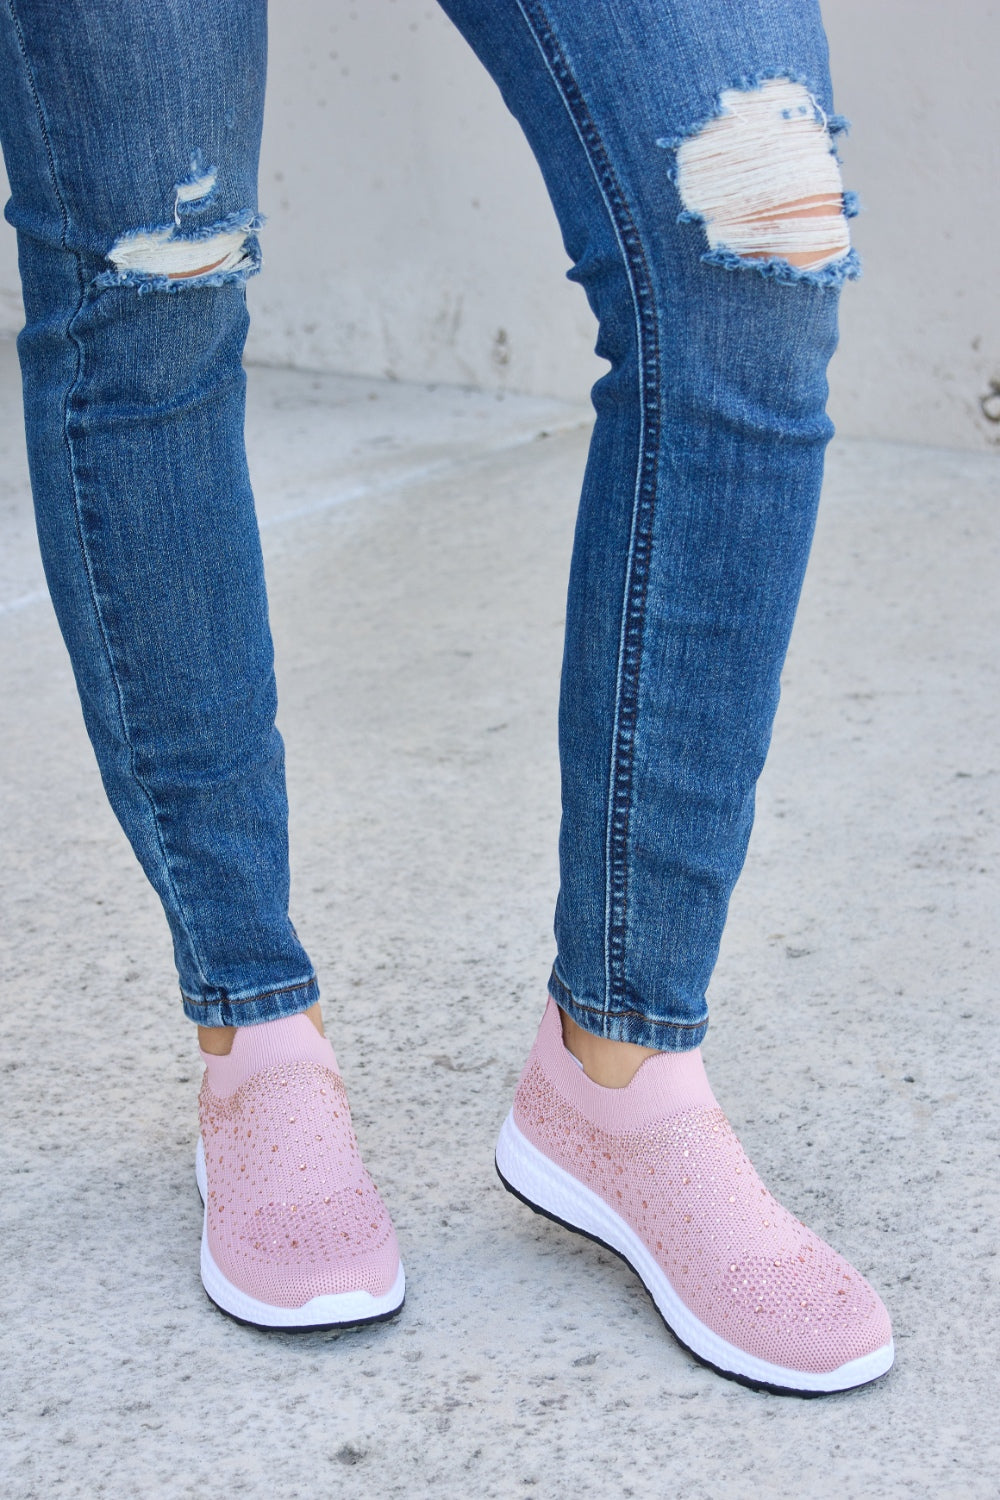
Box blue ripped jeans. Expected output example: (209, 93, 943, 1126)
(0, 0, 855, 1049)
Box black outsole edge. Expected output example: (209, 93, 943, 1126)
(203, 1286, 406, 1335)
(495, 1157, 888, 1400)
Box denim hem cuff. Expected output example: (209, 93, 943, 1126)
(548, 970, 708, 1053)
(181, 973, 320, 1029)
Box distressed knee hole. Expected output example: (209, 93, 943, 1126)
(98, 155, 262, 292)
(106, 225, 254, 282)
(671, 79, 852, 274)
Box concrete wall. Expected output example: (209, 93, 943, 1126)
(823, 0, 1000, 449)
(0, 0, 996, 450)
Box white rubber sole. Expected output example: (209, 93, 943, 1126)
(495, 1112, 894, 1395)
(195, 1137, 405, 1330)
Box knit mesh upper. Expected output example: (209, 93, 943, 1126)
(512, 1001, 891, 1374)
(199, 1018, 399, 1308)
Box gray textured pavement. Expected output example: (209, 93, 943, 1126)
(1, 337, 997, 1498)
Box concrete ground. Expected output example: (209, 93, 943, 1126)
(0, 336, 997, 1499)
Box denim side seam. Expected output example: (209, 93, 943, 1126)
(6, 0, 214, 995)
(514, 0, 661, 1037)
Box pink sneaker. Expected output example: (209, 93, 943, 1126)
(196, 1014, 404, 1330)
(496, 999, 893, 1394)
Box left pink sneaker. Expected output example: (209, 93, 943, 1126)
(496, 999, 893, 1394)
(196, 1013, 404, 1330)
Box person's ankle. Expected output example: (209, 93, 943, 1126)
(197, 1002, 325, 1058)
(558, 1005, 661, 1088)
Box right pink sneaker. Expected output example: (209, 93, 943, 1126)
(496, 999, 893, 1394)
(197, 1013, 404, 1330)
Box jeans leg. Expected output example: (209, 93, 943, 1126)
(0, 0, 319, 1026)
(439, 0, 854, 1048)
